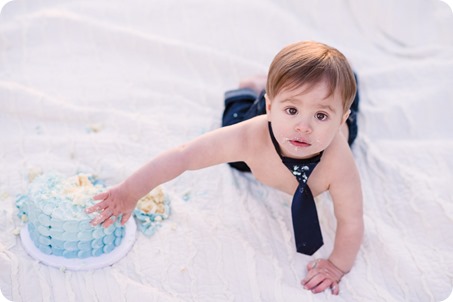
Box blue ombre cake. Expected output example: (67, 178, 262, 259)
(16, 173, 125, 259)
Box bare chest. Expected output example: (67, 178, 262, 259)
(247, 148, 328, 197)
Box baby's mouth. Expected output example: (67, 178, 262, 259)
(288, 139, 311, 147)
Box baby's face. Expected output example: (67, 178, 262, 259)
(266, 80, 348, 158)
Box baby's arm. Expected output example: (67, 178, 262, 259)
(86, 122, 250, 227)
(303, 137, 364, 294)
(327, 151, 364, 273)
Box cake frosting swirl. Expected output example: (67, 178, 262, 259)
(16, 173, 125, 259)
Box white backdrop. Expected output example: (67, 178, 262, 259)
(1, 0, 453, 301)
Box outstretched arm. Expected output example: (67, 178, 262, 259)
(86, 122, 250, 227)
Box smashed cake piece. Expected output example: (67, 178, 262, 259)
(134, 186, 171, 236)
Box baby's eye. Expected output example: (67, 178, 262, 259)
(285, 107, 298, 115)
(316, 112, 328, 121)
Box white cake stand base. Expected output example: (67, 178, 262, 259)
(20, 218, 137, 271)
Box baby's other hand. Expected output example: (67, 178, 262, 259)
(302, 259, 345, 295)
(85, 183, 137, 228)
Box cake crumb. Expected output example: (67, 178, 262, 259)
(87, 123, 103, 133)
(182, 191, 191, 202)
(134, 186, 171, 237)
(77, 175, 91, 187)
(136, 187, 166, 214)
(28, 167, 43, 182)
(12, 227, 21, 236)
(0, 192, 9, 201)
(21, 214, 28, 222)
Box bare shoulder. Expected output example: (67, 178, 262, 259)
(230, 115, 269, 151)
(312, 133, 360, 194)
(324, 134, 357, 171)
(205, 115, 269, 164)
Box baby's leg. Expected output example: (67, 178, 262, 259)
(239, 75, 267, 95)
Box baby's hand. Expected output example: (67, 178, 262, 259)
(302, 259, 345, 295)
(85, 183, 137, 228)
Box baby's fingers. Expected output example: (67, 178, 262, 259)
(101, 215, 117, 228)
(120, 212, 132, 226)
(331, 282, 340, 295)
(310, 279, 332, 294)
(89, 206, 114, 226)
(303, 264, 321, 285)
(93, 191, 109, 201)
(302, 273, 324, 291)
(89, 212, 107, 226)
(86, 201, 106, 214)
(307, 259, 319, 272)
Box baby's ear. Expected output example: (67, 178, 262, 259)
(341, 109, 351, 124)
(265, 94, 272, 120)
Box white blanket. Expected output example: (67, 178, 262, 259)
(1, 0, 453, 301)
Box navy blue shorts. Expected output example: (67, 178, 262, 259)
(222, 75, 360, 172)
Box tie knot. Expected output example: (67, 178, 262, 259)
(291, 165, 310, 183)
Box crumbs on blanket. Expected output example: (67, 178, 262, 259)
(86, 123, 104, 133)
(134, 186, 171, 237)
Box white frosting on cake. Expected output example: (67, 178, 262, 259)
(16, 173, 125, 259)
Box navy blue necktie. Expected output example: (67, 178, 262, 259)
(268, 123, 324, 255)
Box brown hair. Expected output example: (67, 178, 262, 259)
(266, 41, 356, 112)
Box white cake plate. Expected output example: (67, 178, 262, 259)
(20, 218, 137, 271)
